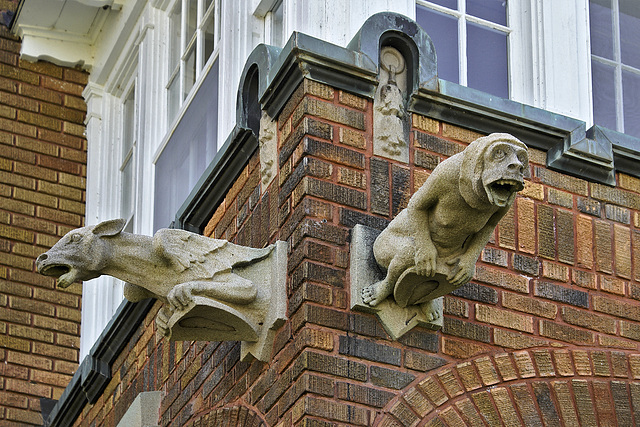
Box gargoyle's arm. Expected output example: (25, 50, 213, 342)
(406, 166, 449, 245)
(447, 207, 509, 286)
(406, 169, 449, 275)
(463, 207, 508, 262)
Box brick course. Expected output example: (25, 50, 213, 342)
(0, 18, 86, 426)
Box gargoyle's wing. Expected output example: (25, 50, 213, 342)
(153, 229, 227, 272)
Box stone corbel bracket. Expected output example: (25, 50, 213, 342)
(350, 225, 442, 339)
(166, 241, 288, 362)
(37, 220, 288, 363)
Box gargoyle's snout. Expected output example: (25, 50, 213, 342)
(35, 253, 49, 273)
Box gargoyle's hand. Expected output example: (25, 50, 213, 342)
(446, 257, 475, 287)
(415, 243, 438, 277)
(167, 283, 194, 312)
(156, 308, 171, 337)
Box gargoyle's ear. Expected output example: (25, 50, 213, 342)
(92, 219, 126, 237)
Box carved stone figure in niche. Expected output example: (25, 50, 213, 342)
(36, 219, 287, 361)
(373, 47, 409, 162)
(362, 133, 528, 318)
(259, 111, 277, 191)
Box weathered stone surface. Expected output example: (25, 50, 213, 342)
(373, 47, 410, 163)
(259, 112, 278, 192)
(363, 135, 528, 315)
(37, 219, 288, 361)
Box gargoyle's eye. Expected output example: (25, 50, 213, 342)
(69, 234, 82, 243)
(517, 153, 527, 165)
(494, 148, 506, 160)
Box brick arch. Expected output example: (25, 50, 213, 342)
(376, 348, 640, 426)
(186, 405, 266, 427)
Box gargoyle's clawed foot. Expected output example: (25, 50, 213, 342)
(168, 284, 194, 312)
(423, 306, 442, 322)
(361, 280, 394, 306)
(156, 308, 171, 337)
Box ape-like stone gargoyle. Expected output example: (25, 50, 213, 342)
(36, 219, 287, 361)
(352, 133, 528, 338)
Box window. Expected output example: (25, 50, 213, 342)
(416, 0, 510, 99)
(590, 0, 640, 138)
(154, 61, 219, 230)
(167, 0, 220, 124)
(120, 85, 137, 232)
(265, 0, 284, 47)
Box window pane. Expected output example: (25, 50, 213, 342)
(591, 60, 617, 130)
(271, 0, 284, 47)
(422, 0, 457, 10)
(622, 70, 640, 138)
(589, 0, 614, 60)
(169, 3, 181, 67)
(203, 10, 215, 63)
(121, 158, 133, 217)
(154, 60, 219, 230)
(168, 74, 180, 123)
(466, 0, 507, 26)
(184, 45, 196, 97)
(416, 5, 459, 84)
(619, 0, 640, 69)
(186, 0, 197, 43)
(467, 22, 508, 98)
(122, 89, 135, 158)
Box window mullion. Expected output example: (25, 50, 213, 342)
(612, 0, 624, 133)
(195, 0, 203, 79)
(180, 0, 187, 103)
(459, 1, 467, 87)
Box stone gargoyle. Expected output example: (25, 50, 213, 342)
(36, 219, 287, 361)
(351, 133, 528, 338)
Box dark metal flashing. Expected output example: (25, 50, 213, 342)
(411, 80, 620, 185)
(44, 298, 155, 427)
(48, 11, 640, 427)
(261, 31, 378, 118)
(259, 12, 639, 185)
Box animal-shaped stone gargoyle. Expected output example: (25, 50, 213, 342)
(36, 219, 287, 361)
(351, 133, 528, 339)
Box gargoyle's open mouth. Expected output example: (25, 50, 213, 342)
(39, 264, 70, 278)
(488, 179, 524, 206)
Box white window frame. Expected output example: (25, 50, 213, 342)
(589, 0, 640, 135)
(263, 0, 285, 48)
(165, 0, 221, 127)
(119, 80, 138, 233)
(416, 0, 512, 92)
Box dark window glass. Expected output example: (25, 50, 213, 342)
(204, 11, 215, 63)
(416, 5, 460, 84)
(466, 22, 508, 98)
(590, 0, 614, 59)
(622, 70, 640, 138)
(154, 60, 219, 230)
(619, 0, 640, 69)
(466, 0, 507, 26)
(591, 60, 617, 130)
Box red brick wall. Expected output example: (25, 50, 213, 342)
(69, 79, 640, 426)
(0, 20, 87, 425)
